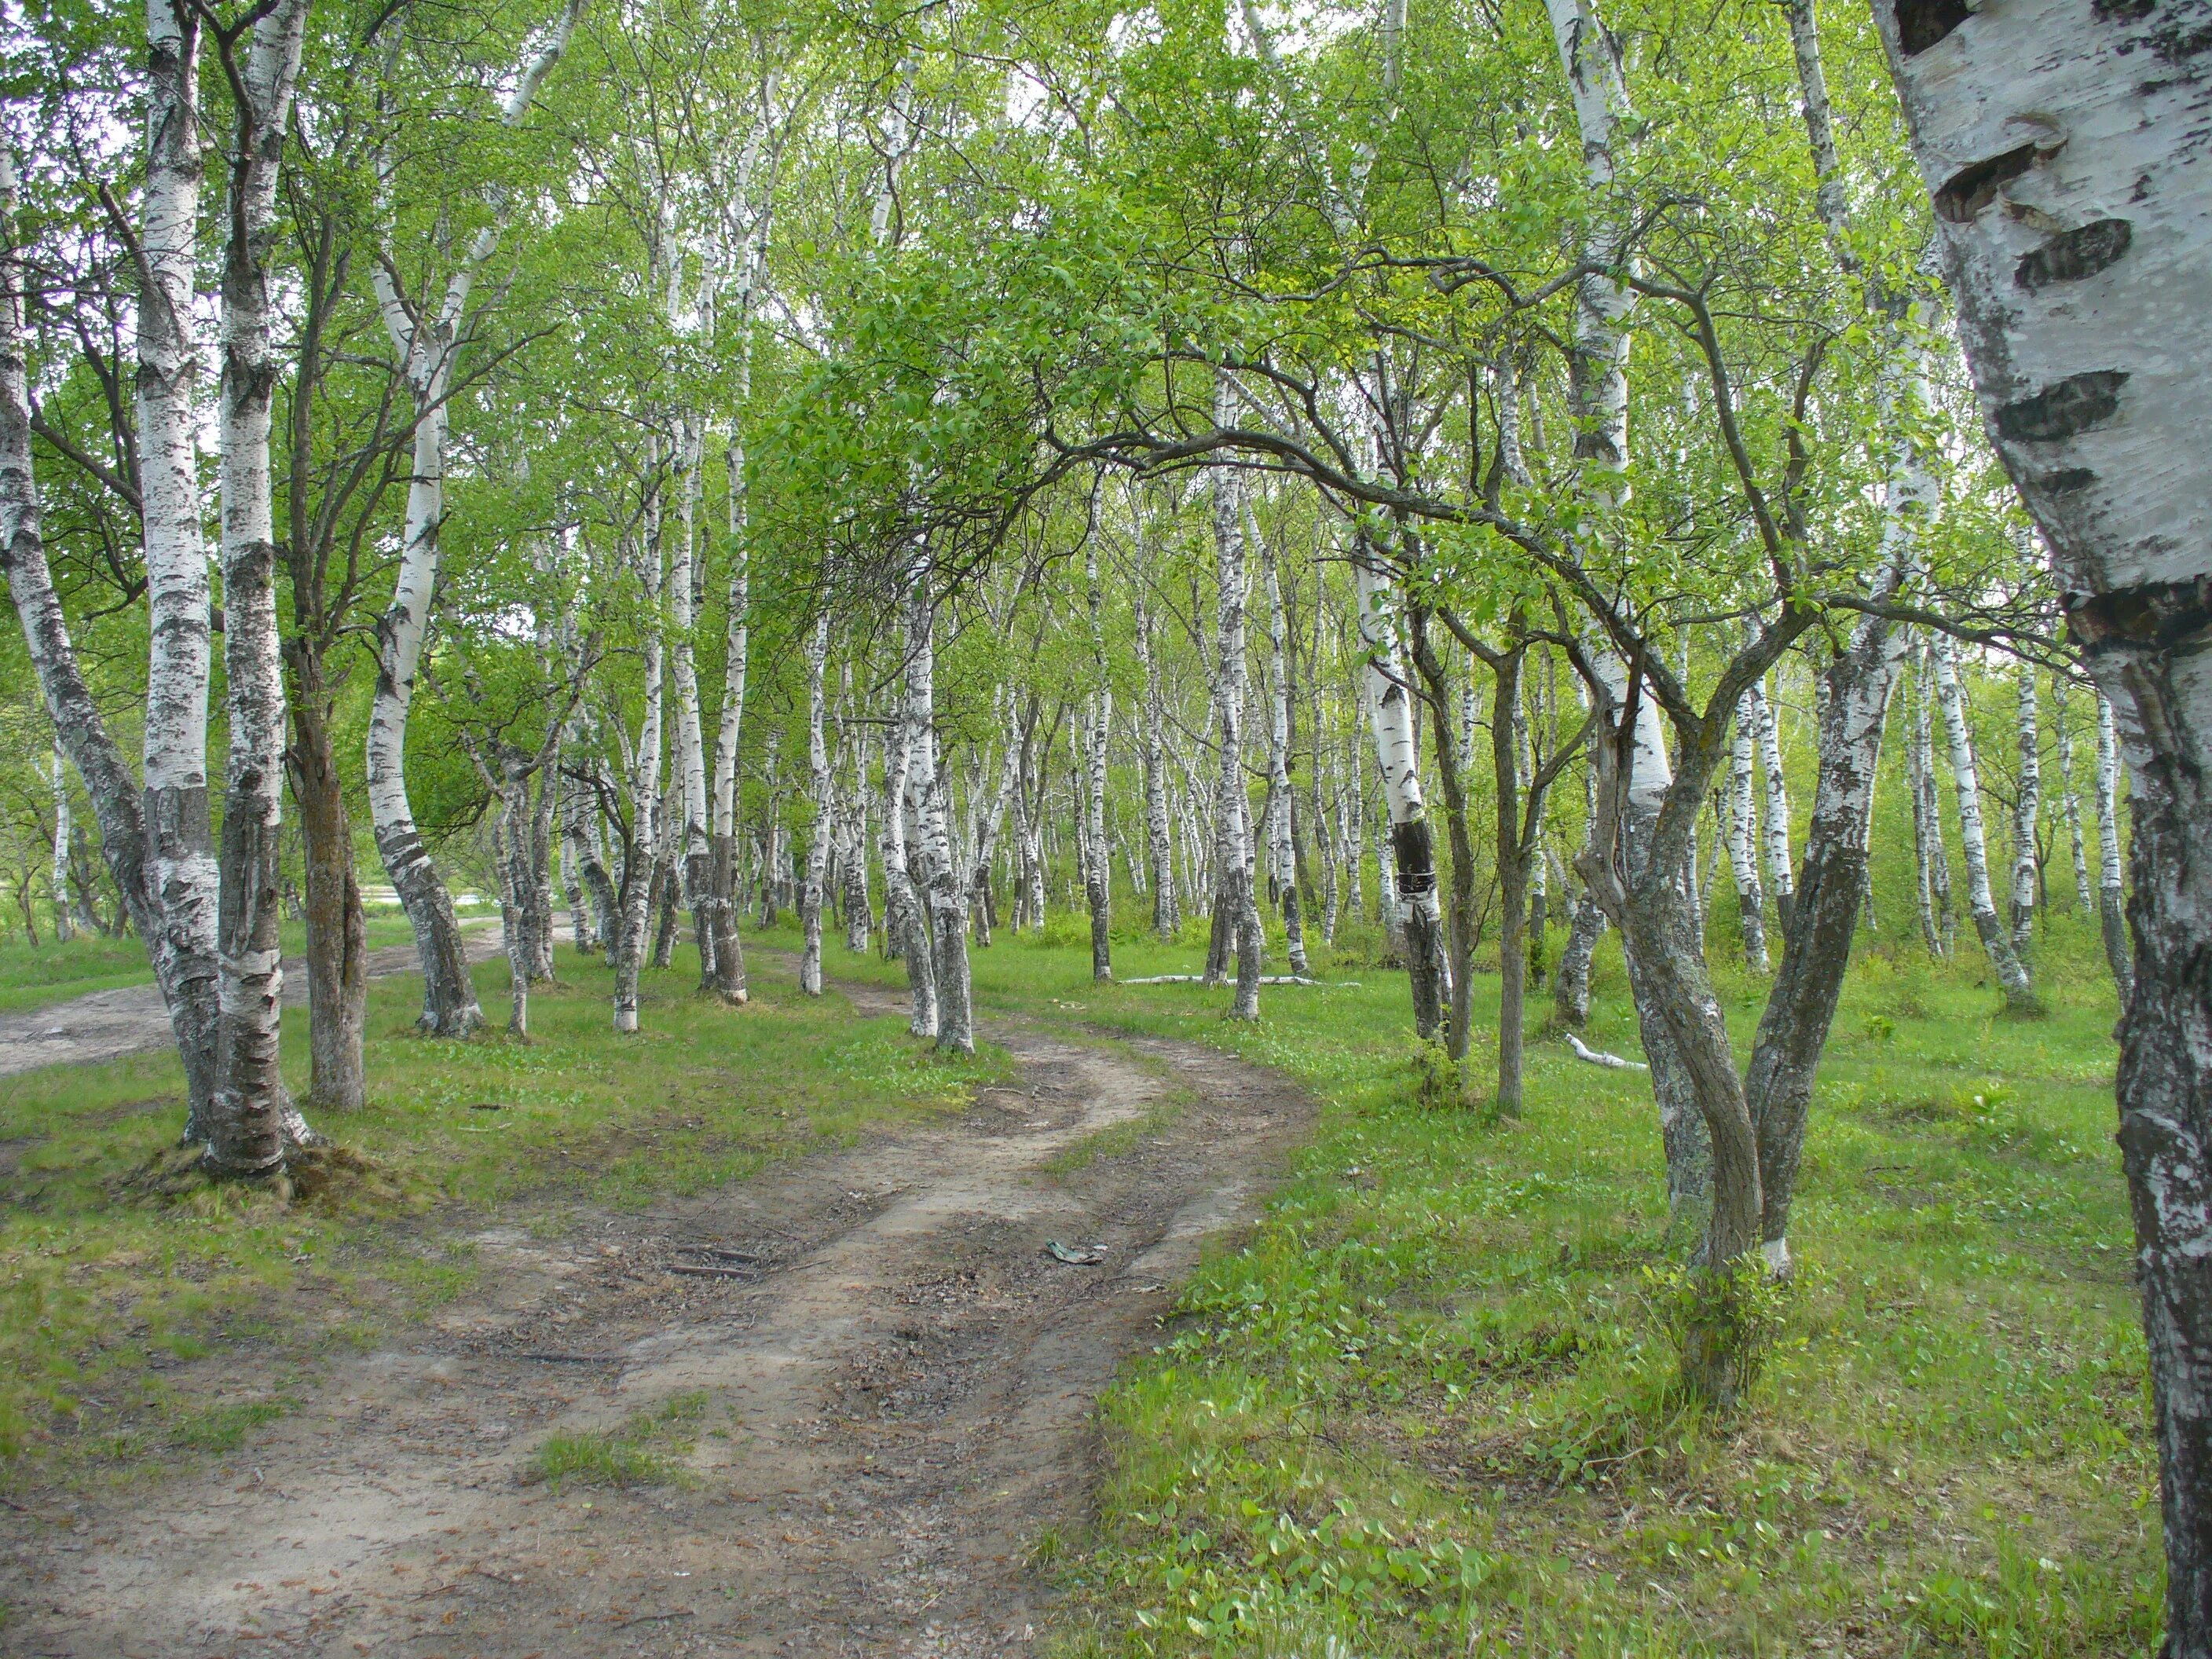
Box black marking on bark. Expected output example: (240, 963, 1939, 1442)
(2064, 577, 2212, 652)
(2093, 0, 2155, 19)
(1935, 145, 2038, 222)
(1995, 370, 2129, 443)
(2016, 218, 2133, 290)
(2039, 467, 2097, 494)
(1894, 0, 1974, 52)
(1392, 820, 1438, 897)
(2155, 16, 2212, 57)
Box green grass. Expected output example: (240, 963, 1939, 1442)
(527, 1389, 712, 1490)
(814, 907, 2155, 1657)
(0, 910, 491, 1012)
(0, 939, 1006, 1484)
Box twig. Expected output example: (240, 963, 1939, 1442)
(613, 1610, 694, 1629)
(1564, 1033, 1648, 1071)
(670, 1264, 755, 1280)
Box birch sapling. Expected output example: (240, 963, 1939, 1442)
(1261, 521, 1309, 974)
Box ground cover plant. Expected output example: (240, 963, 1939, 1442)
(808, 915, 2153, 1657)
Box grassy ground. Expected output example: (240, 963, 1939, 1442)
(0, 942, 1005, 1481)
(0, 910, 493, 1013)
(821, 907, 2154, 1657)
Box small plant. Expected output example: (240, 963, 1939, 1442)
(1647, 1257, 1793, 1412)
(525, 1390, 710, 1491)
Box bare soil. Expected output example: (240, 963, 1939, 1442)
(0, 967, 1313, 1658)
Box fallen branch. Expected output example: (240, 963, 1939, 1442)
(670, 1263, 756, 1280)
(1564, 1033, 1648, 1071)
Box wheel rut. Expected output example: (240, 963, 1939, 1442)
(0, 964, 1313, 1657)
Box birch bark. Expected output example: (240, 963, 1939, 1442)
(799, 613, 830, 994)
(1932, 633, 2037, 1012)
(1209, 380, 1263, 1020)
(2096, 691, 2132, 1005)
(1083, 541, 1113, 979)
(207, 0, 314, 1176)
(906, 561, 972, 1052)
(139, 0, 222, 1126)
(1261, 525, 1309, 975)
(2010, 660, 2041, 955)
(1873, 5, 2212, 1638)
(366, 0, 582, 1037)
(612, 516, 665, 1033)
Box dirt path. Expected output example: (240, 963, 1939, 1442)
(0, 920, 507, 1079)
(0, 966, 1313, 1658)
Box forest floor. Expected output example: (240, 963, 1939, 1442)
(0, 947, 1312, 1657)
(0, 910, 2166, 1658)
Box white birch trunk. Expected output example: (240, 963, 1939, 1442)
(2096, 691, 2133, 1005)
(881, 680, 936, 1035)
(49, 741, 71, 943)
(1750, 676, 1794, 930)
(1726, 705, 1769, 971)
(613, 516, 665, 1033)
(2056, 683, 2092, 911)
(1262, 528, 1308, 975)
(671, 418, 713, 979)
(707, 432, 751, 998)
(207, 0, 313, 1175)
(1134, 591, 1179, 938)
(1210, 380, 1263, 1019)
(138, 0, 222, 1125)
(1083, 543, 1113, 979)
(1873, 5, 2212, 1632)
(799, 613, 830, 994)
(906, 560, 971, 1053)
(1932, 633, 2036, 1011)
(2010, 659, 2041, 955)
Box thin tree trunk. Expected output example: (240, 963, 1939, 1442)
(613, 525, 664, 1033)
(2096, 692, 2133, 1006)
(1725, 702, 1769, 971)
(1210, 382, 1262, 1020)
(906, 560, 972, 1053)
(671, 420, 714, 986)
(2056, 683, 2092, 911)
(1750, 675, 1794, 935)
(1083, 543, 1113, 980)
(799, 613, 830, 995)
(1261, 529, 1309, 976)
(2010, 659, 2041, 957)
(881, 679, 936, 1035)
(1932, 632, 2037, 1012)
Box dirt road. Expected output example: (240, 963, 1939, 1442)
(0, 968, 1312, 1657)
(0, 919, 507, 1080)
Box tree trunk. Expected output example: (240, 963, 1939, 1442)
(799, 614, 830, 995)
(1873, 9, 2212, 1637)
(284, 660, 367, 1110)
(1408, 610, 1479, 1070)
(906, 561, 972, 1053)
(2057, 683, 2092, 911)
(1261, 532, 1309, 976)
(2096, 692, 2133, 1007)
(0, 154, 211, 1129)
(612, 526, 665, 1033)
(1932, 632, 2037, 1013)
(1749, 676, 1794, 935)
(1083, 542, 1113, 980)
(206, 0, 315, 1177)
(881, 679, 936, 1036)
(138, 0, 225, 1131)
(1210, 383, 1262, 1020)
(670, 420, 715, 987)
(1354, 544, 1447, 1036)
(1724, 702, 1769, 972)
(2010, 658, 2041, 957)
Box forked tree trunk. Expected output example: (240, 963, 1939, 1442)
(1873, 6, 2212, 1639)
